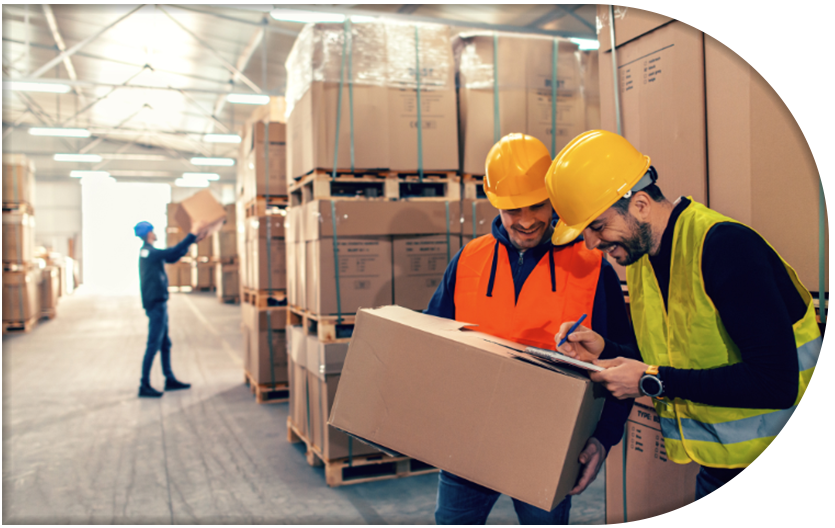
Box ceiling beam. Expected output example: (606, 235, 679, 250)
(59, 66, 149, 127)
(41, 4, 85, 103)
(29, 5, 144, 79)
(561, 5, 596, 33)
(208, 25, 265, 134)
(166, 4, 301, 37)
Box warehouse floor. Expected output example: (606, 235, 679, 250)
(2, 290, 606, 524)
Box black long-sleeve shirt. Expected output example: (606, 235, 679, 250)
(606, 199, 829, 490)
(139, 233, 196, 310)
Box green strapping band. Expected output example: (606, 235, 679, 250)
(331, 200, 343, 323)
(332, 20, 349, 181)
(551, 38, 559, 157)
(472, 201, 477, 239)
(818, 4, 829, 324)
(347, 19, 355, 173)
(492, 33, 500, 144)
(445, 201, 451, 262)
(414, 26, 424, 182)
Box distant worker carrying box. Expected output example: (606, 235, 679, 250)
(425, 133, 635, 524)
(133, 219, 208, 398)
(548, 130, 821, 499)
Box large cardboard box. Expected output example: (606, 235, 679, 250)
(704, 35, 826, 293)
(166, 227, 186, 248)
(330, 306, 606, 511)
(165, 262, 191, 288)
(288, 326, 309, 434)
(40, 265, 60, 313)
(2, 269, 41, 322)
(302, 200, 457, 241)
(173, 189, 227, 236)
(599, 20, 707, 279)
(2, 211, 35, 263)
(2, 154, 35, 205)
(305, 335, 349, 380)
(595, 5, 674, 53)
(191, 236, 213, 259)
(605, 397, 700, 523)
(249, 238, 286, 291)
(456, 35, 589, 175)
(460, 199, 499, 238)
(212, 230, 237, 262)
(215, 262, 239, 300)
(242, 303, 288, 384)
(235, 200, 248, 289)
(393, 235, 461, 311)
(191, 262, 214, 289)
(245, 122, 287, 198)
(309, 373, 380, 460)
(306, 237, 393, 316)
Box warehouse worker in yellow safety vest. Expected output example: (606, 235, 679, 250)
(547, 130, 821, 500)
(426, 133, 636, 524)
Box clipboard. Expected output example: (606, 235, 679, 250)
(524, 346, 605, 372)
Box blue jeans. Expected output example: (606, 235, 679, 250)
(435, 470, 571, 525)
(696, 469, 829, 526)
(141, 302, 174, 386)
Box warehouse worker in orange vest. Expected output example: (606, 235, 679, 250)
(425, 133, 635, 524)
(548, 130, 821, 500)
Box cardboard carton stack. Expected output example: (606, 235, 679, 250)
(2, 155, 41, 332)
(166, 191, 228, 292)
(164, 202, 191, 289)
(597, 4, 829, 524)
(213, 204, 239, 303)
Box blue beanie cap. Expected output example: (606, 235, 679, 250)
(134, 221, 154, 239)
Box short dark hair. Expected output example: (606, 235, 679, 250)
(610, 182, 666, 215)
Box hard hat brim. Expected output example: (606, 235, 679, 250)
(486, 187, 551, 211)
(551, 219, 586, 246)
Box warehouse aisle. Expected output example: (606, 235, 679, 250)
(2, 290, 605, 524)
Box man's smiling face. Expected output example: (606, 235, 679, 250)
(499, 199, 553, 250)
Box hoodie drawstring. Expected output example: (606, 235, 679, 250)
(549, 247, 556, 292)
(486, 239, 500, 298)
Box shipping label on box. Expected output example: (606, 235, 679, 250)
(330, 306, 605, 511)
(306, 238, 393, 316)
(393, 235, 461, 311)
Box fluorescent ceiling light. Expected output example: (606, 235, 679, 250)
(79, 174, 115, 184)
(29, 127, 91, 138)
(569, 38, 599, 51)
(270, 8, 345, 23)
(203, 133, 241, 143)
(175, 178, 210, 188)
(183, 172, 220, 181)
(70, 170, 110, 178)
(5, 81, 71, 93)
(190, 157, 234, 167)
(54, 153, 103, 163)
(108, 170, 172, 177)
(99, 153, 170, 161)
(225, 93, 270, 105)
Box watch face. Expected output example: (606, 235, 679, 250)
(641, 375, 662, 397)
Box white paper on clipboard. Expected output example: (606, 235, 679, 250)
(523, 346, 605, 372)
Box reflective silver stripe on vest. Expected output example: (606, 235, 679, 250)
(798, 336, 822, 372)
(662, 407, 796, 445)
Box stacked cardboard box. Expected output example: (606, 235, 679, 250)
(241, 303, 288, 385)
(166, 191, 228, 291)
(241, 123, 287, 201)
(214, 204, 240, 303)
(39, 265, 60, 319)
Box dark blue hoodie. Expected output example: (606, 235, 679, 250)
(425, 214, 635, 452)
(139, 233, 196, 310)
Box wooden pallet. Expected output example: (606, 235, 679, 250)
(167, 286, 193, 293)
(288, 306, 355, 343)
(40, 309, 57, 321)
(244, 195, 289, 218)
(289, 169, 460, 205)
(2, 316, 38, 334)
(218, 295, 240, 305)
(1, 202, 34, 214)
(462, 174, 487, 200)
(286, 417, 437, 487)
(244, 371, 289, 404)
(243, 288, 287, 309)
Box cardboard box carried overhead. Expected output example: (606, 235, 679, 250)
(329, 306, 606, 511)
(704, 35, 826, 293)
(173, 190, 227, 236)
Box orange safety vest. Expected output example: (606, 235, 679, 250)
(454, 235, 602, 349)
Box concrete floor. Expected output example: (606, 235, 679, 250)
(2, 290, 606, 524)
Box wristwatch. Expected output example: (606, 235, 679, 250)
(639, 365, 665, 398)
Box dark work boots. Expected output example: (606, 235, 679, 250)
(164, 378, 191, 391)
(138, 383, 163, 398)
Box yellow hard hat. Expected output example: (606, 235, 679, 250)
(484, 133, 552, 210)
(545, 130, 651, 245)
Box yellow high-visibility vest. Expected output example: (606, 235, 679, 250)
(627, 199, 820, 468)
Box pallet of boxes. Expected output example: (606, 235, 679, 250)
(238, 111, 292, 403)
(165, 202, 192, 292)
(593, 5, 827, 522)
(282, 20, 468, 486)
(213, 204, 239, 304)
(35, 247, 63, 321)
(2, 155, 41, 333)
(190, 210, 215, 292)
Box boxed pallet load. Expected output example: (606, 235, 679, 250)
(246, 213, 286, 290)
(191, 236, 213, 260)
(455, 33, 591, 176)
(605, 397, 700, 523)
(244, 122, 287, 199)
(2, 211, 35, 264)
(191, 262, 214, 290)
(2, 154, 36, 206)
(704, 35, 826, 293)
(171, 189, 227, 236)
(288, 325, 309, 435)
(212, 204, 238, 261)
(215, 262, 239, 301)
(40, 265, 60, 316)
(597, 12, 707, 279)
(285, 20, 458, 179)
(241, 303, 288, 385)
(3, 268, 42, 322)
(330, 306, 605, 511)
